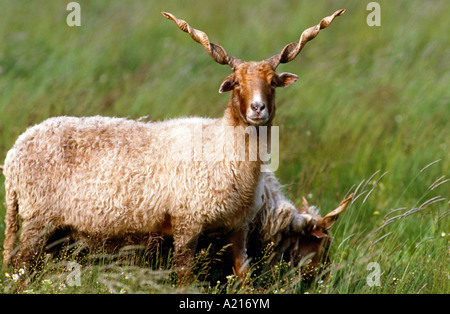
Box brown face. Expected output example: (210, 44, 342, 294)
(291, 231, 332, 283)
(279, 194, 353, 282)
(274, 220, 331, 283)
(219, 61, 298, 126)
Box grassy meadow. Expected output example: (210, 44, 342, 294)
(0, 0, 448, 294)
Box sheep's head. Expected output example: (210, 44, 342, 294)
(219, 61, 298, 127)
(162, 10, 345, 127)
(281, 194, 353, 282)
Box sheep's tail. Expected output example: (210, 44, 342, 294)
(3, 187, 19, 266)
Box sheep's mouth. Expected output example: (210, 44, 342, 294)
(246, 115, 268, 126)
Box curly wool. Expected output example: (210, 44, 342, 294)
(2, 115, 263, 265)
(254, 171, 319, 243)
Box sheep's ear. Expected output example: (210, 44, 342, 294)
(219, 74, 236, 93)
(273, 72, 299, 87)
(322, 194, 353, 230)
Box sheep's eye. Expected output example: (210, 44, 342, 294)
(270, 78, 278, 87)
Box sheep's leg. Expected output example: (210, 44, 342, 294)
(3, 189, 19, 266)
(14, 220, 54, 268)
(228, 228, 249, 281)
(172, 228, 200, 282)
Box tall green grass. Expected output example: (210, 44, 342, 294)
(0, 0, 448, 293)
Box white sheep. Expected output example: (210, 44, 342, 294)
(250, 172, 352, 277)
(2, 10, 345, 280)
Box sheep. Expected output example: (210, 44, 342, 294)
(248, 172, 352, 280)
(2, 9, 345, 280)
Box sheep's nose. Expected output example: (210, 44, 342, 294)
(251, 102, 265, 114)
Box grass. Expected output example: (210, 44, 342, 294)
(0, 0, 448, 294)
